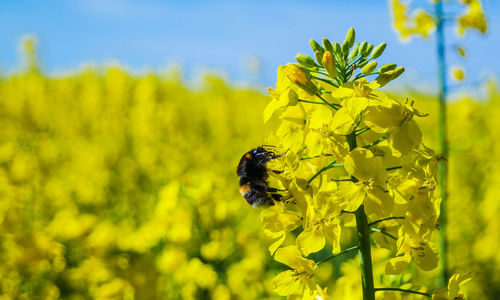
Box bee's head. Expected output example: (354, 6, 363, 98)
(252, 147, 271, 157)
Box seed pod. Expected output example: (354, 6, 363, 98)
(296, 53, 318, 68)
(322, 38, 334, 53)
(286, 64, 318, 95)
(378, 63, 397, 73)
(361, 61, 377, 75)
(322, 51, 338, 78)
(371, 43, 387, 59)
(310, 40, 324, 54)
(345, 27, 355, 48)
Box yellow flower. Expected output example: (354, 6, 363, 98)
(260, 204, 302, 254)
(390, 0, 436, 40)
(413, 9, 436, 38)
(451, 66, 466, 81)
(272, 245, 318, 296)
(458, 0, 487, 35)
(388, 235, 439, 273)
(264, 65, 299, 123)
(432, 273, 472, 300)
(363, 98, 424, 157)
(339, 148, 395, 219)
(296, 182, 342, 256)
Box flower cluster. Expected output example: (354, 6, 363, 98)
(260, 28, 445, 298)
(390, 0, 487, 41)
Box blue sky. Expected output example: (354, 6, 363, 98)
(0, 0, 498, 94)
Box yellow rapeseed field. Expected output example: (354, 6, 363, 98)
(0, 42, 499, 299)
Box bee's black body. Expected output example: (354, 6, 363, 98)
(237, 147, 285, 207)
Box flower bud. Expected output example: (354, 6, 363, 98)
(333, 42, 342, 56)
(296, 53, 317, 68)
(358, 41, 368, 56)
(345, 27, 355, 48)
(363, 44, 374, 57)
(361, 61, 377, 75)
(348, 44, 360, 60)
(378, 63, 397, 74)
(314, 51, 323, 66)
(310, 40, 324, 54)
(322, 51, 337, 78)
(341, 40, 350, 56)
(374, 72, 393, 87)
(286, 64, 318, 95)
(371, 43, 387, 59)
(322, 38, 334, 53)
(391, 66, 405, 80)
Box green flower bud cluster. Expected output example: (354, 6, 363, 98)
(294, 27, 404, 89)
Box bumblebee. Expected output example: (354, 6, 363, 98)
(236, 146, 287, 207)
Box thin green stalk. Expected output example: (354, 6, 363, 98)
(331, 178, 354, 182)
(298, 99, 329, 105)
(300, 154, 334, 160)
(347, 132, 375, 300)
(370, 228, 397, 240)
(435, 0, 449, 287)
(353, 72, 379, 81)
(314, 70, 333, 77)
(316, 93, 341, 110)
(355, 127, 370, 135)
(307, 161, 343, 186)
(368, 216, 405, 227)
(386, 166, 402, 171)
(374, 288, 431, 298)
(362, 136, 387, 148)
(311, 76, 339, 88)
(316, 245, 359, 265)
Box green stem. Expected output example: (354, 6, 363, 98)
(386, 166, 402, 171)
(298, 99, 329, 105)
(362, 136, 387, 148)
(374, 288, 431, 298)
(355, 127, 370, 136)
(354, 113, 363, 130)
(370, 228, 397, 240)
(368, 216, 405, 227)
(347, 132, 375, 300)
(307, 161, 343, 186)
(316, 245, 359, 265)
(314, 70, 332, 77)
(331, 178, 354, 182)
(315, 93, 341, 110)
(300, 154, 334, 160)
(435, 0, 449, 287)
(311, 76, 339, 88)
(352, 72, 379, 81)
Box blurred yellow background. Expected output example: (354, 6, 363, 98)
(0, 37, 499, 299)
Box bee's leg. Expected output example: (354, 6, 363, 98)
(270, 193, 283, 202)
(267, 187, 286, 192)
(271, 149, 289, 159)
(281, 194, 295, 204)
(269, 169, 284, 174)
